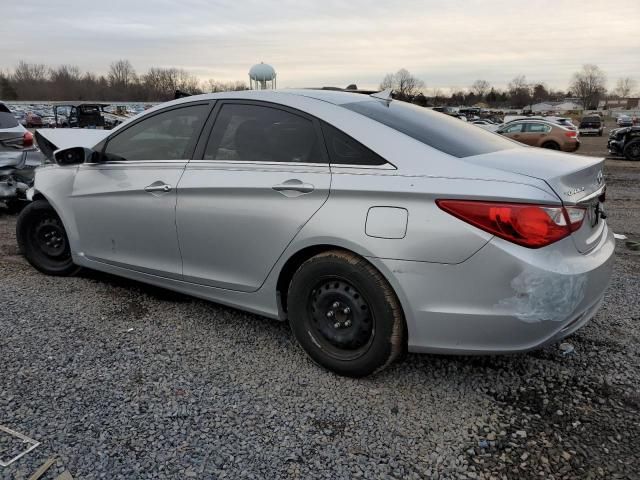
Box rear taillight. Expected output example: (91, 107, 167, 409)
(23, 131, 33, 147)
(436, 200, 586, 248)
(565, 131, 577, 138)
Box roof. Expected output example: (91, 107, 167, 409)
(155, 89, 379, 111)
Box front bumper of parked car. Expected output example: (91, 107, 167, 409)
(607, 138, 624, 155)
(371, 223, 615, 354)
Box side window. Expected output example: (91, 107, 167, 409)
(525, 123, 551, 133)
(320, 122, 387, 166)
(504, 123, 524, 133)
(204, 103, 323, 163)
(104, 104, 208, 161)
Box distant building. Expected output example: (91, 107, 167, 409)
(598, 98, 640, 110)
(530, 100, 582, 113)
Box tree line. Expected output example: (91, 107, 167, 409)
(380, 65, 637, 110)
(0, 59, 249, 102)
(1, 59, 637, 109)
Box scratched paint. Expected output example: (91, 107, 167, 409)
(497, 257, 588, 323)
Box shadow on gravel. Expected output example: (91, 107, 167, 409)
(77, 269, 194, 303)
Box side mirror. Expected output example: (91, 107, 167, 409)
(53, 147, 97, 166)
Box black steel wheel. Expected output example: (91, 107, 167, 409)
(288, 250, 406, 377)
(308, 278, 375, 361)
(16, 200, 79, 276)
(623, 140, 640, 161)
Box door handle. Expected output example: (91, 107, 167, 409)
(272, 179, 315, 194)
(144, 182, 172, 193)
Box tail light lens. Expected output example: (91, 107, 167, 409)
(565, 131, 577, 138)
(436, 200, 586, 248)
(23, 131, 33, 147)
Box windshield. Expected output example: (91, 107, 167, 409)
(343, 100, 518, 158)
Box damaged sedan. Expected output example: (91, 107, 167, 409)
(17, 90, 614, 377)
(0, 109, 44, 212)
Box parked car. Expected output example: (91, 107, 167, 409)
(579, 115, 604, 136)
(471, 120, 499, 132)
(52, 102, 127, 129)
(608, 126, 640, 161)
(496, 119, 580, 152)
(24, 112, 43, 128)
(550, 117, 578, 131)
(503, 116, 577, 131)
(19, 90, 613, 377)
(0, 111, 42, 211)
(617, 115, 633, 127)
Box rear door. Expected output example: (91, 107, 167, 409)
(521, 122, 551, 146)
(176, 100, 330, 292)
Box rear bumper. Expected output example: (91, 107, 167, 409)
(371, 224, 615, 354)
(562, 140, 580, 152)
(579, 128, 602, 135)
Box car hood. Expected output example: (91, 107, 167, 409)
(463, 147, 605, 205)
(35, 128, 110, 161)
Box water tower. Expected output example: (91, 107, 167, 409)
(249, 62, 277, 90)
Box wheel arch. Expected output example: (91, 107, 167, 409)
(275, 244, 408, 331)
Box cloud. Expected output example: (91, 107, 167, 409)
(1, 0, 638, 90)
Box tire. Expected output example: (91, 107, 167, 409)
(623, 139, 640, 161)
(16, 200, 80, 276)
(287, 250, 406, 377)
(541, 141, 560, 150)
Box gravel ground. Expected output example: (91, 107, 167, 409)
(0, 148, 638, 479)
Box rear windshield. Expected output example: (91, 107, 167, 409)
(0, 112, 19, 129)
(343, 100, 517, 158)
(581, 116, 601, 123)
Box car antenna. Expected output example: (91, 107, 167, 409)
(370, 88, 393, 104)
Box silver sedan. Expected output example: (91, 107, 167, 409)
(18, 90, 614, 376)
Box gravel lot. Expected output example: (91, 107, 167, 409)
(1, 135, 638, 479)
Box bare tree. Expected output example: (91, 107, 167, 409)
(108, 59, 137, 91)
(531, 83, 550, 102)
(205, 79, 248, 93)
(379, 69, 425, 100)
(12, 61, 49, 98)
(430, 87, 443, 105)
(12, 60, 48, 84)
(379, 73, 395, 90)
(471, 80, 491, 98)
(614, 77, 637, 98)
(49, 65, 82, 100)
(395, 68, 425, 99)
(570, 64, 606, 109)
(508, 75, 531, 108)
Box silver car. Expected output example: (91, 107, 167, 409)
(18, 90, 614, 377)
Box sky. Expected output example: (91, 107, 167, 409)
(2, 0, 639, 92)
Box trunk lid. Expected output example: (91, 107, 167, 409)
(464, 148, 606, 253)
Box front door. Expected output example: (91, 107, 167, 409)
(176, 101, 330, 292)
(71, 102, 211, 278)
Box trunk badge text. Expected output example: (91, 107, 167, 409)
(565, 187, 585, 197)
